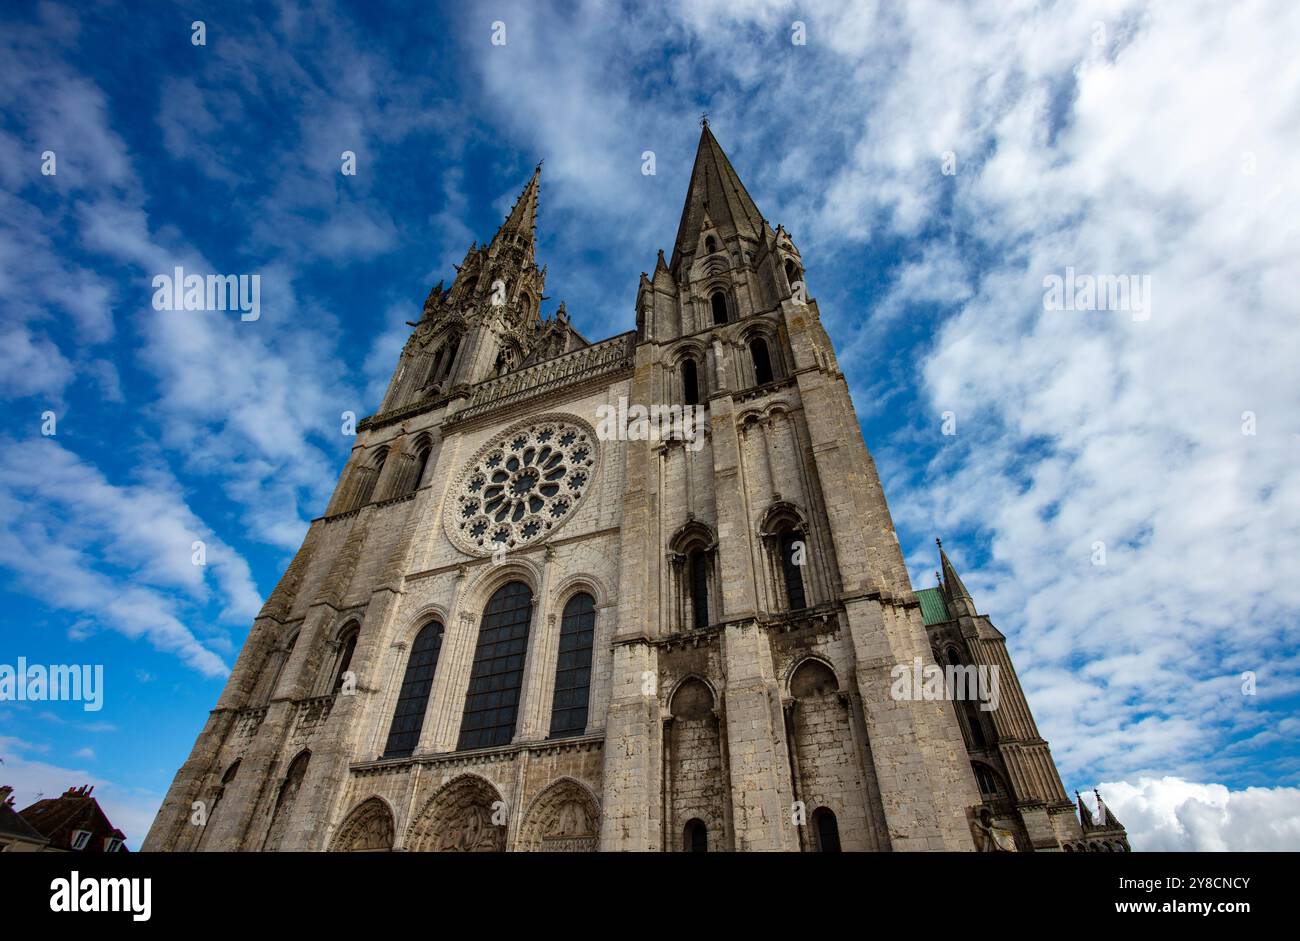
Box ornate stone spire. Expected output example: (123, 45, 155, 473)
(489, 162, 542, 263)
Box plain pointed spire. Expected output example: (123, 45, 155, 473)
(937, 538, 974, 604)
(669, 122, 767, 268)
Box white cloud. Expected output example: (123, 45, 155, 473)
(1099, 777, 1300, 851)
(879, 0, 1300, 789)
(0, 324, 73, 399)
(0, 438, 260, 676)
(0, 10, 377, 556)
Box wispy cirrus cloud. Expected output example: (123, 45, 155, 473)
(0, 438, 258, 676)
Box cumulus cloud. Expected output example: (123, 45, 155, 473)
(1100, 777, 1300, 851)
(0, 1, 401, 557)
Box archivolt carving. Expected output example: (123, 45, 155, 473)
(330, 797, 395, 852)
(406, 775, 507, 852)
(516, 778, 601, 852)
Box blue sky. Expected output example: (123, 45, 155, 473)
(2, 0, 1298, 850)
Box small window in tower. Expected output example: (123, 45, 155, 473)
(963, 699, 988, 748)
(682, 358, 699, 406)
(684, 818, 708, 852)
(705, 235, 718, 254)
(710, 291, 729, 325)
(812, 807, 841, 852)
(973, 763, 1001, 798)
(412, 446, 432, 493)
(352, 448, 387, 509)
(779, 531, 807, 610)
(332, 626, 359, 693)
(439, 336, 460, 380)
(750, 337, 774, 385)
(785, 258, 801, 287)
(494, 348, 518, 377)
(689, 549, 710, 630)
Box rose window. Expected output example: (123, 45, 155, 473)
(447, 417, 598, 555)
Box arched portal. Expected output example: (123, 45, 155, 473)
(330, 797, 395, 852)
(406, 775, 507, 852)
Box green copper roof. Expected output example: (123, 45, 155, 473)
(916, 587, 951, 626)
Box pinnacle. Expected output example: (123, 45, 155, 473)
(938, 539, 973, 603)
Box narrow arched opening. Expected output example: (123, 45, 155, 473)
(684, 818, 708, 852)
(750, 337, 774, 385)
(710, 290, 729, 326)
(682, 357, 700, 406)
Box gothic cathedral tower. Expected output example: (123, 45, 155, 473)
(144, 124, 1122, 853)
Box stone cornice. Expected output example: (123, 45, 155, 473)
(349, 732, 605, 775)
(356, 389, 466, 433)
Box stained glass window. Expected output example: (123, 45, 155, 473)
(458, 582, 533, 750)
(549, 593, 596, 738)
(382, 621, 443, 759)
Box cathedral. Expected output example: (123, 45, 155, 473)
(144, 123, 1128, 853)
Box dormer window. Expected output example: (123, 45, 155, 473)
(104, 837, 124, 852)
(70, 829, 91, 851)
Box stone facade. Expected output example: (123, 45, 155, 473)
(143, 124, 1126, 853)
